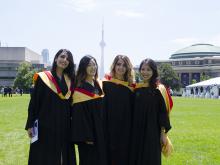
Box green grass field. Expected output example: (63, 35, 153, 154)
(0, 95, 220, 165)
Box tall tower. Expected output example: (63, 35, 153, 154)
(99, 21, 106, 78)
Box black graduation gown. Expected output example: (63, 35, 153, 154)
(129, 87, 171, 165)
(25, 72, 76, 165)
(102, 79, 134, 165)
(71, 81, 107, 165)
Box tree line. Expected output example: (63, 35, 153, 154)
(14, 62, 181, 92)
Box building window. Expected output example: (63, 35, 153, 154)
(186, 61, 191, 65)
(172, 61, 175, 65)
(195, 60, 200, 65)
(208, 60, 212, 64)
(179, 61, 182, 65)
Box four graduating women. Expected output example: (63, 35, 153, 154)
(26, 52, 172, 165)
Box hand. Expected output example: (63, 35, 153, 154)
(160, 132, 168, 146)
(27, 128, 33, 138)
(161, 136, 173, 157)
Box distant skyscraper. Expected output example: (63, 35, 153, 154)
(41, 49, 50, 65)
(99, 21, 106, 78)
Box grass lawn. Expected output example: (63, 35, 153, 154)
(0, 95, 220, 165)
(0, 94, 30, 165)
(163, 97, 220, 165)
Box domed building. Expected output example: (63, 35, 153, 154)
(170, 43, 220, 59)
(157, 43, 220, 87)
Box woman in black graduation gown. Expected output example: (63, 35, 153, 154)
(129, 58, 171, 165)
(71, 55, 107, 165)
(25, 49, 76, 165)
(102, 55, 134, 165)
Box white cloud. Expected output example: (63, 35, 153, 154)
(61, 0, 97, 12)
(115, 10, 144, 18)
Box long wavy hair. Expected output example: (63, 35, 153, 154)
(51, 49, 75, 81)
(110, 55, 134, 84)
(76, 55, 98, 87)
(139, 58, 159, 88)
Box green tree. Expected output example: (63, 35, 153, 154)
(134, 70, 141, 83)
(158, 63, 181, 90)
(191, 79, 197, 84)
(200, 72, 210, 81)
(14, 62, 37, 92)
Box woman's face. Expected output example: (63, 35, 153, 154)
(140, 63, 153, 82)
(86, 59, 97, 77)
(55, 52, 69, 70)
(114, 59, 127, 77)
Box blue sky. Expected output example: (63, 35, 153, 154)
(1, 0, 220, 72)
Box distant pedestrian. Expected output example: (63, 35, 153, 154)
(15, 87, 19, 96)
(8, 87, 12, 97)
(19, 88, 23, 96)
(1, 87, 4, 97)
(4, 87, 8, 97)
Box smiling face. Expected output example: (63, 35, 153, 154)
(140, 63, 153, 83)
(55, 52, 69, 70)
(86, 59, 97, 78)
(114, 59, 127, 78)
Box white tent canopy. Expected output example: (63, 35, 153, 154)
(186, 77, 220, 88)
(184, 77, 220, 99)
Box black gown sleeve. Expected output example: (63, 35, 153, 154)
(157, 89, 172, 133)
(25, 77, 43, 130)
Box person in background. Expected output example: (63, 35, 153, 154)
(1, 87, 4, 97)
(19, 88, 23, 96)
(8, 87, 12, 97)
(3, 86, 8, 97)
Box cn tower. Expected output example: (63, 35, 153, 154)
(99, 21, 106, 78)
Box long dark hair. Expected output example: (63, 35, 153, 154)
(110, 55, 134, 84)
(139, 58, 158, 88)
(51, 49, 75, 81)
(76, 55, 98, 87)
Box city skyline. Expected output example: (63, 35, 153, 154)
(1, 0, 220, 72)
